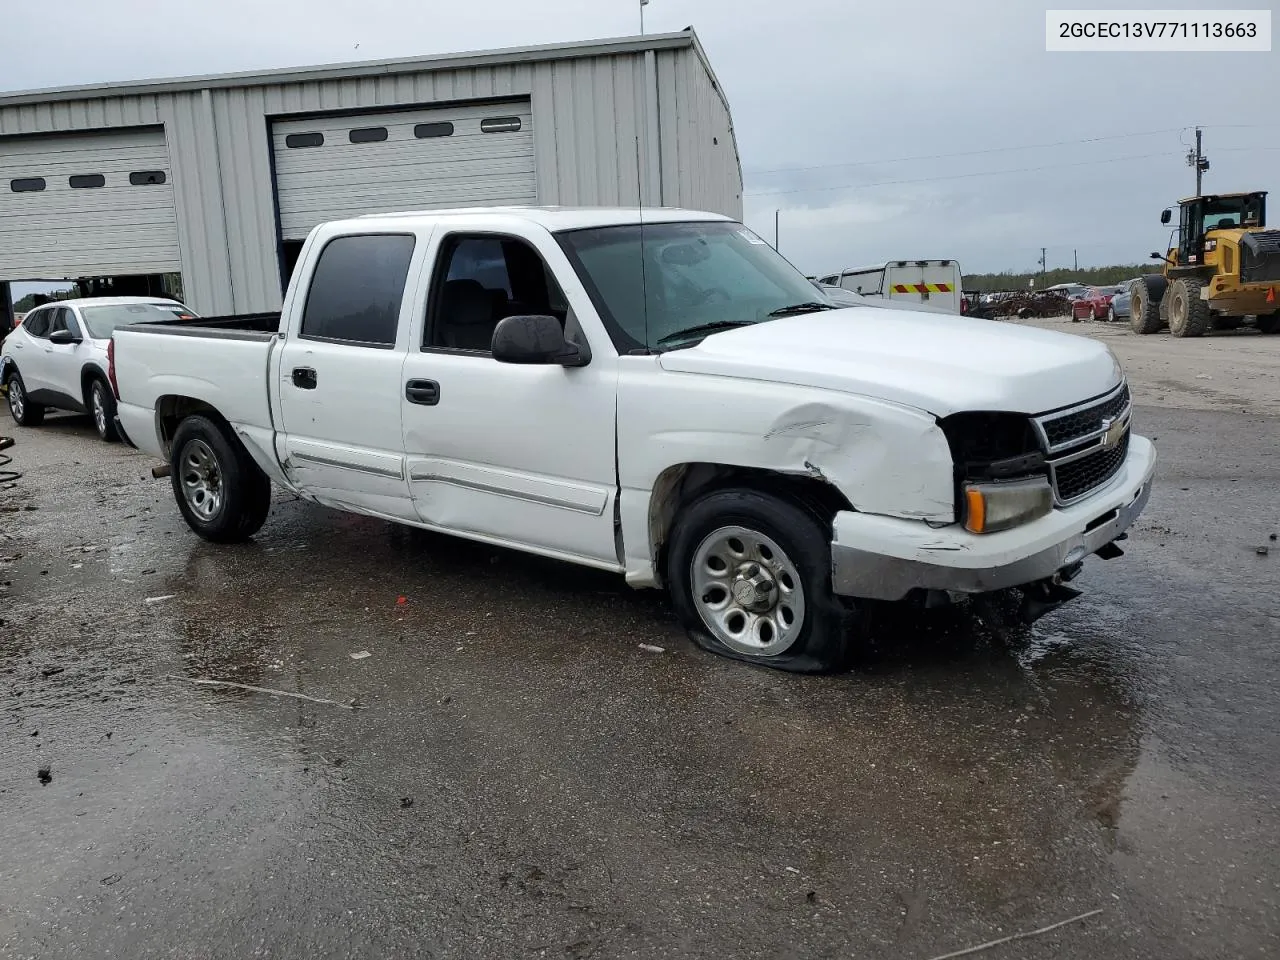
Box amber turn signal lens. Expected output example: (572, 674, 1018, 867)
(964, 488, 986, 534)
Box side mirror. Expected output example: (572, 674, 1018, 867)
(1149, 252, 1163, 260)
(1160, 209, 1172, 225)
(49, 329, 82, 345)
(491, 315, 586, 366)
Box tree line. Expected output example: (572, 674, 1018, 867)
(963, 264, 1156, 293)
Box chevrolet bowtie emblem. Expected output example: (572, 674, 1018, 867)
(1100, 416, 1128, 450)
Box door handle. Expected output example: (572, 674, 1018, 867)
(405, 379, 440, 406)
(292, 366, 317, 389)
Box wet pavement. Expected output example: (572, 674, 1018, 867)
(2, 406, 1277, 959)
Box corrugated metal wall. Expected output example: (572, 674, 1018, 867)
(0, 42, 742, 315)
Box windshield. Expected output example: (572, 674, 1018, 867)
(557, 220, 829, 351)
(79, 302, 198, 339)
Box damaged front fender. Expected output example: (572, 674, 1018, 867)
(616, 364, 956, 586)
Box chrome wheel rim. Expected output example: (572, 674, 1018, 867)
(8, 380, 23, 420)
(690, 525, 806, 658)
(92, 386, 107, 436)
(180, 439, 224, 521)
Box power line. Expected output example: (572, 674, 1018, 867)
(743, 151, 1178, 199)
(744, 128, 1185, 177)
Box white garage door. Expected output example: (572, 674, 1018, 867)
(271, 100, 536, 241)
(0, 127, 180, 280)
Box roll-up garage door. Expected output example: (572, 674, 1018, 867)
(271, 100, 536, 242)
(0, 127, 180, 280)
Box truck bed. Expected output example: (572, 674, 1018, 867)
(120, 312, 282, 340)
(113, 313, 281, 464)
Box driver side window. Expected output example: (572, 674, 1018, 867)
(426, 234, 567, 353)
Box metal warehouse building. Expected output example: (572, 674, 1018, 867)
(0, 29, 741, 321)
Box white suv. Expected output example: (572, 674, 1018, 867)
(1, 297, 197, 442)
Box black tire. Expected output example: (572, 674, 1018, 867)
(1214, 317, 1243, 331)
(1257, 312, 1280, 335)
(1129, 277, 1164, 334)
(665, 488, 854, 673)
(88, 378, 119, 442)
(169, 414, 272, 543)
(1106, 305, 1116, 322)
(1168, 277, 1211, 337)
(4, 369, 45, 426)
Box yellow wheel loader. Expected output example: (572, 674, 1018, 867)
(1130, 191, 1280, 337)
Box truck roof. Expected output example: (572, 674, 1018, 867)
(350, 205, 734, 232)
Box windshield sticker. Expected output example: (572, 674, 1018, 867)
(737, 227, 768, 245)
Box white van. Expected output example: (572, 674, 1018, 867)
(817, 260, 963, 314)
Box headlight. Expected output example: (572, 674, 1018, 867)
(963, 477, 1053, 534)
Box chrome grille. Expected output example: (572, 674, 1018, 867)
(1054, 432, 1129, 502)
(1033, 382, 1132, 504)
(1039, 383, 1130, 451)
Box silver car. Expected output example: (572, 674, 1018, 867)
(1108, 281, 1135, 322)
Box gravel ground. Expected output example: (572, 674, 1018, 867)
(1013, 315, 1278, 415)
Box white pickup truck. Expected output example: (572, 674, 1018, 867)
(112, 206, 1156, 673)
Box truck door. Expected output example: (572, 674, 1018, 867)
(273, 231, 421, 522)
(399, 225, 619, 566)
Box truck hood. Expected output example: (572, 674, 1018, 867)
(657, 309, 1123, 417)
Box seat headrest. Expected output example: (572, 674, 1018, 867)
(441, 279, 494, 326)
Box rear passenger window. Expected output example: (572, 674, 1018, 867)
(22, 309, 51, 337)
(300, 234, 416, 347)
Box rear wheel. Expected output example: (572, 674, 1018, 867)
(89, 379, 119, 442)
(666, 488, 854, 673)
(4, 370, 45, 426)
(169, 415, 272, 542)
(1168, 278, 1212, 337)
(1257, 312, 1280, 334)
(1107, 305, 1117, 322)
(1129, 278, 1164, 334)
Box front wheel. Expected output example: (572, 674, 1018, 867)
(1107, 306, 1116, 322)
(169, 415, 273, 542)
(90, 379, 119, 442)
(665, 488, 854, 673)
(5, 370, 45, 426)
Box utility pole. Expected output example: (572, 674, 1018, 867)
(1039, 247, 1047, 283)
(774, 210, 780, 251)
(1073, 249, 1078, 271)
(1186, 126, 1209, 197)
(639, 0, 648, 34)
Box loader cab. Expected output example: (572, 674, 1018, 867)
(1161, 192, 1267, 268)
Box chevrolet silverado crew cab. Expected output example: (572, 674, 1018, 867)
(111, 207, 1156, 673)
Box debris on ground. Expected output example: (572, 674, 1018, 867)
(1257, 546, 1270, 556)
(39, 666, 65, 677)
(143, 594, 176, 605)
(784, 866, 801, 875)
(37, 766, 51, 785)
(350, 650, 372, 660)
(924, 908, 1103, 960)
(638, 643, 665, 654)
(399, 797, 414, 809)
(100, 874, 122, 886)
(167, 675, 361, 710)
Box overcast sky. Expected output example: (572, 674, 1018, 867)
(2, 0, 1277, 281)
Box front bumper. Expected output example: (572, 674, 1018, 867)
(830, 434, 1156, 601)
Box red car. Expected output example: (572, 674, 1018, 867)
(1071, 286, 1113, 322)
